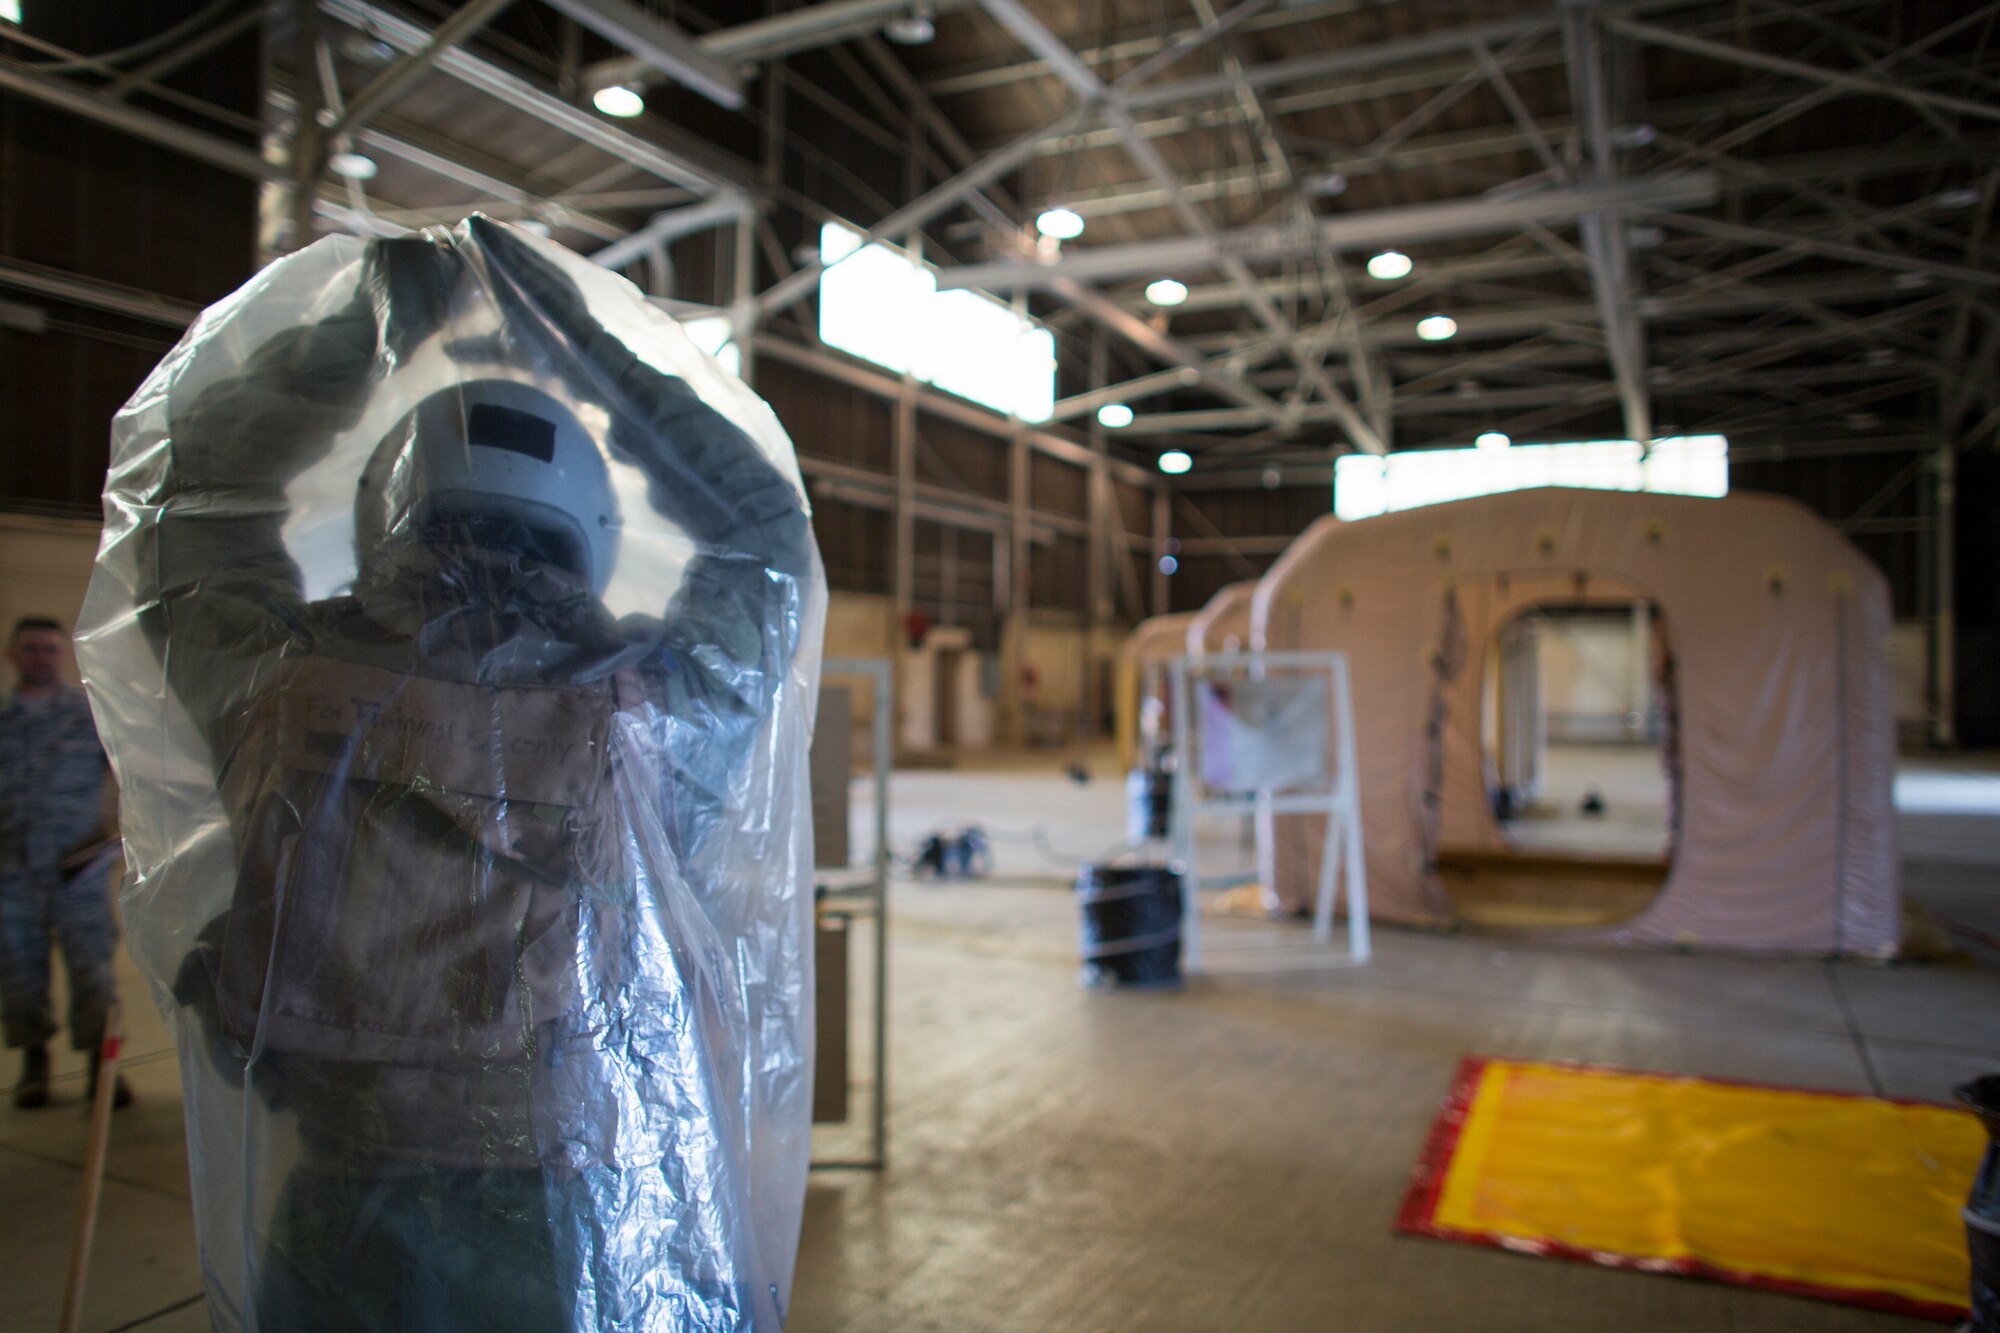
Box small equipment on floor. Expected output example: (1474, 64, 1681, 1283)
(1074, 863, 1184, 990)
(912, 826, 991, 880)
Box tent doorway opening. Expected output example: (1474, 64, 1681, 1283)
(1441, 600, 1676, 930)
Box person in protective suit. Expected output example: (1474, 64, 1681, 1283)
(133, 220, 818, 1331)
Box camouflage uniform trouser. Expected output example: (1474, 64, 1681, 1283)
(0, 867, 117, 1052)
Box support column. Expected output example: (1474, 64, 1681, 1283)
(1631, 599, 1651, 739)
(1084, 330, 1109, 737)
(731, 213, 757, 384)
(1005, 428, 1032, 744)
(1150, 486, 1171, 616)
(289, 0, 324, 253)
(892, 385, 917, 653)
(1933, 444, 1957, 747)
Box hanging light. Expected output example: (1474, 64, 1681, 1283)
(1145, 278, 1189, 307)
(592, 85, 646, 118)
(1036, 207, 1085, 240)
(883, 4, 936, 44)
(1366, 250, 1412, 280)
(1158, 555, 1180, 575)
(1475, 431, 1511, 451)
(328, 151, 378, 181)
(1416, 314, 1458, 341)
(1159, 450, 1192, 474)
(1097, 403, 1135, 428)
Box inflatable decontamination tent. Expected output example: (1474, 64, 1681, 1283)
(1115, 611, 1196, 769)
(1186, 580, 1256, 654)
(1254, 487, 1897, 957)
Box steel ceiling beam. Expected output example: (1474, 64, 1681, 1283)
(589, 194, 754, 271)
(1052, 279, 1289, 423)
(328, 0, 515, 141)
(537, 0, 742, 108)
(924, 0, 1366, 95)
(0, 55, 275, 181)
(1116, 14, 1560, 112)
(585, 0, 978, 92)
(267, 81, 631, 242)
(936, 173, 1719, 291)
(320, 0, 750, 192)
(1650, 212, 2000, 289)
(753, 100, 1095, 318)
(1606, 14, 2000, 125)
(1050, 366, 1203, 422)
(106, 3, 266, 99)
(973, 0, 1382, 448)
(0, 258, 203, 327)
(847, 27, 1292, 432)
(1563, 5, 1653, 443)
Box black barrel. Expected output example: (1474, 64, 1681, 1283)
(1959, 1075, 2000, 1331)
(1124, 765, 1172, 843)
(1076, 864, 1183, 989)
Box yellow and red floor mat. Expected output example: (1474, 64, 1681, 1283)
(1397, 1057, 1985, 1321)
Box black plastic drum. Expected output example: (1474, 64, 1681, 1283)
(1076, 864, 1184, 989)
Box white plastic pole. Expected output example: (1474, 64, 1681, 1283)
(1333, 654, 1370, 961)
(1169, 656, 1201, 972)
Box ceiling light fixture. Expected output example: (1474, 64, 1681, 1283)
(1416, 314, 1458, 341)
(328, 151, 378, 181)
(1097, 403, 1135, 428)
(1475, 431, 1510, 451)
(592, 85, 646, 118)
(1145, 278, 1189, 307)
(1036, 207, 1085, 240)
(883, 4, 936, 45)
(1159, 450, 1192, 475)
(1366, 250, 1412, 280)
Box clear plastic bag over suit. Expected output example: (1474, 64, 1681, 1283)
(76, 217, 827, 1332)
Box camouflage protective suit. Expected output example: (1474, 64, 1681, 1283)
(86, 220, 822, 1332)
(0, 685, 116, 1055)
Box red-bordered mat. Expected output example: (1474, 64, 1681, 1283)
(1395, 1056, 1980, 1323)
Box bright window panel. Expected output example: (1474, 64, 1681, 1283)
(1335, 436, 1728, 520)
(819, 222, 1054, 422)
(679, 314, 741, 378)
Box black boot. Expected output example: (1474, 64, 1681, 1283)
(87, 1052, 135, 1110)
(12, 1045, 50, 1109)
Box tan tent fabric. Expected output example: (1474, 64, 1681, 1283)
(1187, 581, 1257, 654)
(1121, 612, 1199, 665)
(1253, 487, 1898, 957)
(1116, 612, 1198, 768)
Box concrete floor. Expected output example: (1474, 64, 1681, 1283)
(5, 753, 1999, 1331)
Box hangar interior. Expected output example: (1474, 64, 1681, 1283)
(2, 0, 1999, 1329)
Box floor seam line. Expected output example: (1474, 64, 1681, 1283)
(102, 1292, 205, 1331)
(0, 1139, 189, 1201)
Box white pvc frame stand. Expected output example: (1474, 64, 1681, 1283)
(1169, 650, 1370, 973)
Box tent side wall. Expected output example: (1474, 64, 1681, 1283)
(1117, 612, 1198, 770)
(1253, 489, 1899, 957)
(1186, 581, 1258, 655)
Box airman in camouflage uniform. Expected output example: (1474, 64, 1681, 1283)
(0, 616, 126, 1109)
